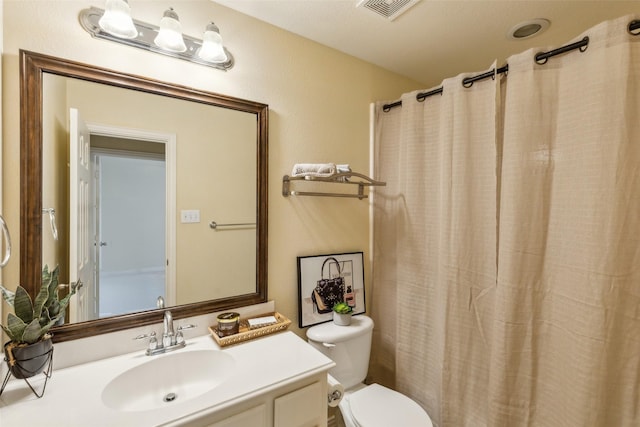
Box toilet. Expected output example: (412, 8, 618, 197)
(307, 315, 433, 427)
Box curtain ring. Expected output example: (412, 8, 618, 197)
(382, 104, 391, 112)
(417, 94, 426, 103)
(628, 20, 640, 36)
(462, 78, 473, 88)
(579, 36, 589, 52)
(534, 53, 548, 65)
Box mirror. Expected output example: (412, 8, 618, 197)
(20, 50, 268, 342)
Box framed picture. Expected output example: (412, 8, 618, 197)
(297, 251, 366, 328)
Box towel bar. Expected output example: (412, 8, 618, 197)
(289, 190, 368, 199)
(42, 208, 59, 241)
(209, 221, 256, 230)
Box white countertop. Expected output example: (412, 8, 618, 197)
(0, 331, 334, 427)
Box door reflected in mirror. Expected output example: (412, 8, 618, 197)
(91, 144, 166, 319)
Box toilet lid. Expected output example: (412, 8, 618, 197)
(348, 384, 433, 427)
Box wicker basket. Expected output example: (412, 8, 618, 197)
(209, 312, 291, 347)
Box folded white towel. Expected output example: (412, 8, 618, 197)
(291, 163, 337, 177)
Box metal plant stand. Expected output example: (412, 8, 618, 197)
(0, 346, 54, 398)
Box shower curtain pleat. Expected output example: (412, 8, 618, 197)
(372, 66, 499, 426)
(371, 14, 640, 427)
(489, 16, 640, 426)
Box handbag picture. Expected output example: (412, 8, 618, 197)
(311, 257, 345, 313)
(297, 251, 365, 328)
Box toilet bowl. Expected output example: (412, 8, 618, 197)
(339, 383, 432, 427)
(306, 315, 433, 427)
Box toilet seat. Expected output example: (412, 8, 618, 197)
(345, 383, 433, 427)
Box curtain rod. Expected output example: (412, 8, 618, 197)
(383, 19, 640, 112)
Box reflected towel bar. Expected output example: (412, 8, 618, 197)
(42, 208, 59, 241)
(209, 221, 256, 230)
(0, 214, 11, 268)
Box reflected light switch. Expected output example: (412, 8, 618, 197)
(180, 209, 200, 223)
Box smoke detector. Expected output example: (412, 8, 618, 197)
(357, 0, 420, 21)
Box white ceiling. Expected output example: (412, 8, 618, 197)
(214, 0, 640, 87)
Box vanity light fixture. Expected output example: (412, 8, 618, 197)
(79, 2, 234, 70)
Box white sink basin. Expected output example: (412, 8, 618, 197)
(102, 349, 235, 412)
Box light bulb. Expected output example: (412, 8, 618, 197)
(197, 22, 228, 63)
(98, 0, 138, 39)
(154, 8, 187, 53)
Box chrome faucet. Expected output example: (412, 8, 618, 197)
(163, 310, 175, 347)
(134, 310, 196, 356)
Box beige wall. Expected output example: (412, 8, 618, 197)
(2, 1, 421, 337)
(42, 74, 69, 277)
(62, 77, 257, 305)
(0, 0, 3, 332)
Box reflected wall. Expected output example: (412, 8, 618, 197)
(42, 75, 257, 322)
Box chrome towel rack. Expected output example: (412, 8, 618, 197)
(282, 171, 386, 200)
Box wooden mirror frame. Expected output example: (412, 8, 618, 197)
(20, 50, 268, 342)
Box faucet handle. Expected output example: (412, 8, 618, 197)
(175, 324, 197, 345)
(133, 331, 155, 341)
(148, 332, 158, 350)
(134, 331, 158, 351)
(178, 323, 197, 331)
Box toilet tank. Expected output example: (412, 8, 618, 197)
(306, 315, 374, 389)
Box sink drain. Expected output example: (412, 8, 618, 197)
(163, 392, 178, 403)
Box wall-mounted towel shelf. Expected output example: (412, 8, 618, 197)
(282, 172, 386, 200)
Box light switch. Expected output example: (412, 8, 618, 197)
(180, 209, 200, 223)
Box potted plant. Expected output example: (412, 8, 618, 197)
(332, 302, 353, 326)
(0, 265, 77, 380)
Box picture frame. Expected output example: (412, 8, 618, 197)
(297, 251, 366, 328)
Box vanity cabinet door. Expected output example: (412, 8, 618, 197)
(273, 381, 324, 427)
(206, 403, 268, 427)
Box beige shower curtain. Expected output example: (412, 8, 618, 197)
(371, 15, 639, 427)
(372, 67, 499, 425)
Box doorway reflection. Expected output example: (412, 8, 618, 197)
(92, 145, 166, 318)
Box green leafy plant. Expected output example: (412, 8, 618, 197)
(0, 265, 79, 344)
(332, 302, 353, 315)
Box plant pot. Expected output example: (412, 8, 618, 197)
(4, 337, 53, 379)
(333, 312, 352, 326)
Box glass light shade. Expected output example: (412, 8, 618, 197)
(197, 22, 228, 63)
(98, 0, 138, 39)
(154, 8, 187, 53)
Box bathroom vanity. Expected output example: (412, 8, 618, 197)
(0, 332, 334, 427)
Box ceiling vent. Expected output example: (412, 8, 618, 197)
(357, 0, 420, 21)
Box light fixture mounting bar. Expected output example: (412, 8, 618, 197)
(79, 7, 234, 71)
